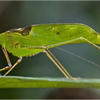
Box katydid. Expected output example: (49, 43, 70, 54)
(0, 23, 100, 80)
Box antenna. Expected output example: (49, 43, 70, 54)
(56, 47, 100, 68)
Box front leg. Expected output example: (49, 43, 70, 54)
(4, 57, 22, 76)
(0, 47, 23, 76)
(0, 47, 12, 72)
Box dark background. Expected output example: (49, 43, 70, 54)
(0, 1, 100, 99)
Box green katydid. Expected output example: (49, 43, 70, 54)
(0, 23, 100, 80)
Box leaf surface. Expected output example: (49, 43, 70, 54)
(0, 76, 100, 88)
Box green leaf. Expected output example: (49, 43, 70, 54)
(0, 76, 100, 88)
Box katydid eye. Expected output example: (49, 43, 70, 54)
(21, 26, 32, 36)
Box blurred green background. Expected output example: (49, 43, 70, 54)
(0, 1, 100, 99)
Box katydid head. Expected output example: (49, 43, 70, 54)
(0, 26, 32, 55)
(8, 26, 32, 36)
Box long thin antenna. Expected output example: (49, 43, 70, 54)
(56, 47, 100, 68)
